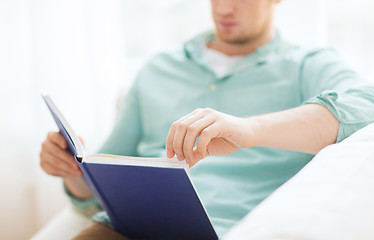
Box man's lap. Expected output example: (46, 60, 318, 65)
(73, 222, 133, 240)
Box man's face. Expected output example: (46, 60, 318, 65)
(211, 0, 277, 44)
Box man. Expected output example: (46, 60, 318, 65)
(40, 0, 374, 239)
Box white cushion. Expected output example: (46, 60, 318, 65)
(224, 123, 374, 240)
(342, 123, 374, 143)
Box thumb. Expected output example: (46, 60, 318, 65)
(78, 136, 85, 147)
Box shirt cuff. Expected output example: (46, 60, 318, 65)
(304, 90, 374, 143)
(92, 211, 114, 229)
(63, 183, 102, 217)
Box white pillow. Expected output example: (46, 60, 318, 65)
(224, 123, 374, 240)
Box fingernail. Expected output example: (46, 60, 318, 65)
(176, 154, 185, 161)
(166, 149, 173, 158)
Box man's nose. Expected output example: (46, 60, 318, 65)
(215, 0, 235, 16)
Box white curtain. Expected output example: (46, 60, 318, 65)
(327, 0, 374, 81)
(0, 1, 128, 239)
(0, 0, 372, 239)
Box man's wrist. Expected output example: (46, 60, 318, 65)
(235, 116, 263, 149)
(63, 176, 93, 200)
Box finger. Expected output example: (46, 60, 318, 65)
(196, 123, 221, 159)
(189, 149, 201, 168)
(41, 150, 81, 176)
(78, 136, 85, 147)
(42, 151, 81, 176)
(42, 140, 78, 169)
(48, 132, 67, 149)
(183, 117, 215, 165)
(172, 113, 205, 162)
(166, 123, 177, 158)
(41, 161, 68, 177)
(41, 161, 81, 177)
(166, 109, 203, 159)
(40, 160, 63, 176)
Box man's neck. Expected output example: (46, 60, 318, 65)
(207, 29, 274, 56)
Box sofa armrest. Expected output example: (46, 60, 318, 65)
(30, 206, 92, 240)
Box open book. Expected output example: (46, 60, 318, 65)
(42, 95, 218, 240)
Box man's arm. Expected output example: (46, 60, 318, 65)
(166, 104, 338, 167)
(249, 104, 339, 153)
(300, 49, 374, 143)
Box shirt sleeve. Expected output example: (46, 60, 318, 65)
(300, 49, 374, 142)
(63, 183, 103, 217)
(65, 79, 143, 212)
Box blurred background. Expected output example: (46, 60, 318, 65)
(0, 0, 373, 239)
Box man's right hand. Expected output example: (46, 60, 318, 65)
(40, 131, 82, 177)
(40, 132, 94, 199)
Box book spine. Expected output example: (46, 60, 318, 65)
(78, 161, 129, 237)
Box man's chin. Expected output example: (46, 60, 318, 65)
(218, 35, 251, 45)
(215, 30, 251, 45)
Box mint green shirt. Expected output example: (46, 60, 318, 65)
(68, 31, 374, 237)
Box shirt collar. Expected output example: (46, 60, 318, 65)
(184, 30, 282, 77)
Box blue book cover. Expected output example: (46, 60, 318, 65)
(42, 95, 218, 240)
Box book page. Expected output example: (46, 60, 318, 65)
(43, 95, 85, 158)
(84, 154, 190, 175)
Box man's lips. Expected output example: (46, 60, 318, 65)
(218, 21, 237, 29)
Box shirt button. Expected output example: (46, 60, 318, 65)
(209, 84, 217, 92)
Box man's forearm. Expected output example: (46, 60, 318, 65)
(248, 104, 339, 154)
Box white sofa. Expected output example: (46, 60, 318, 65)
(31, 123, 374, 240)
(224, 123, 374, 240)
